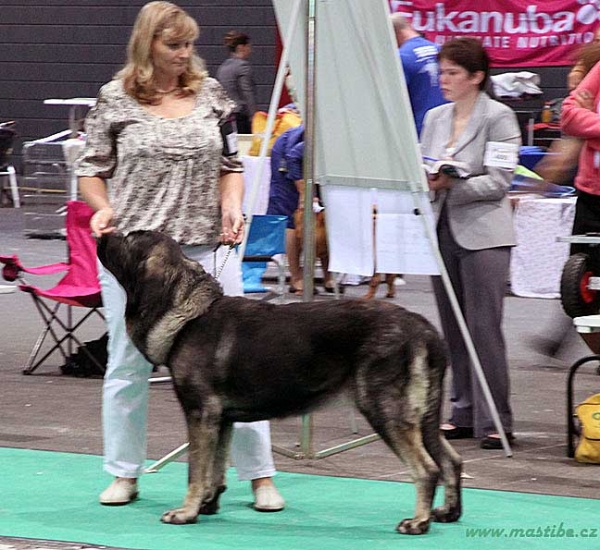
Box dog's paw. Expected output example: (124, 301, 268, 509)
(432, 504, 461, 523)
(160, 508, 199, 525)
(396, 517, 430, 535)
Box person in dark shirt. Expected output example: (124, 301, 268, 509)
(267, 126, 304, 293)
(267, 125, 334, 294)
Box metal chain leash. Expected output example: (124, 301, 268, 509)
(214, 215, 246, 280)
(214, 244, 235, 280)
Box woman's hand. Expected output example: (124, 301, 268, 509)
(79, 176, 114, 236)
(90, 207, 115, 237)
(219, 172, 244, 245)
(427, 173, 454, 191)
(221, 209, 245, 245)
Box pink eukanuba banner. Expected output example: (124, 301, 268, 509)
(389, 0, 600, 67)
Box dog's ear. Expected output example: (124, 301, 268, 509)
(146, 243, 172, 276)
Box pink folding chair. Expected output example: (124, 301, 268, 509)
(1, 200, 105, 374)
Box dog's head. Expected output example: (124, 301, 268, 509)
(99, 230, 188, 297)
(98, 230, 223, 363)
(98, 230, 158, 287)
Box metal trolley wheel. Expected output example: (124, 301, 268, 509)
(560, 252, 600, 318)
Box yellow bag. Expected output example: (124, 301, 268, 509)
(575, 393, 600, 464)
(248, 108, 302, 156)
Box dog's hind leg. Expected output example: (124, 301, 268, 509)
(379, 426, 440, 535)
(431, 439, 462, 523)
(355, 346, 440, 534)
(358, 404, 438, 534)
(199, 422, 233, 515)
(161, 402, 222, 525)
(419, 411, 463, 523)
(419, 344, 463, 523)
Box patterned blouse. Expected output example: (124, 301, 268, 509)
(76, 77, 243, 246)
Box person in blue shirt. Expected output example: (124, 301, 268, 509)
(267, 124, 334, 294)
(391, 13, 447, 137)
(267, 125, 305, 293)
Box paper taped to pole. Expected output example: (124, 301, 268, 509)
(273, 0, 439, 276)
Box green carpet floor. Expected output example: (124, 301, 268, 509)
(1, 447, 598, 550)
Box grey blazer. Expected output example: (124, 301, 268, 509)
(215, 57, 257, 118)
(420, 92, 521, 250)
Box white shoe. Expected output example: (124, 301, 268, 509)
(253, 485, 285, 512)
(99, 478, 138, 505)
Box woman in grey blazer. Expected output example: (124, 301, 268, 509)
(420, 38, 521, 450)
(216, 31, 257, 134)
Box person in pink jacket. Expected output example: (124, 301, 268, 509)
(529, 51, 599, 361)
(561, 63, 600, 244)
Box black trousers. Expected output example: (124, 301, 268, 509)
(235, 113, 252, 135)
(431, 211, 513, 438)
(571, 190, 600, 254)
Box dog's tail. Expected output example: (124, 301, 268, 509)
(403, 330, 448, 452)
(424, 332, 449, 427)
(414, 330, 449, 444)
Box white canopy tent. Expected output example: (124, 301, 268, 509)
(271, 0, 513, 458)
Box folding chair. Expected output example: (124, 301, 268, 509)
(242, 214, 288, 300)
(0, 200, 105, 374)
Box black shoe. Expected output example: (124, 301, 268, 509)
(441, 426, 474, 440)
(480, 433, 515, 450)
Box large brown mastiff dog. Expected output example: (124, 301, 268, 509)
(97, 230, 462, 535)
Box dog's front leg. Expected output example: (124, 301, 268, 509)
(199, 422, 233, 515)
(161, 405, 221, 525)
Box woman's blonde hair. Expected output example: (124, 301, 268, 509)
(117, 1, 206, 104)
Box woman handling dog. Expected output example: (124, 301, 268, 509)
(76, 1, 284, 511)
(420, 38, 521, 449)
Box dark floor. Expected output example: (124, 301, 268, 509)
(1, 205, 598, 549)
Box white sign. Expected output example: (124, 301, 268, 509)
(484, 141, 520, 170)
